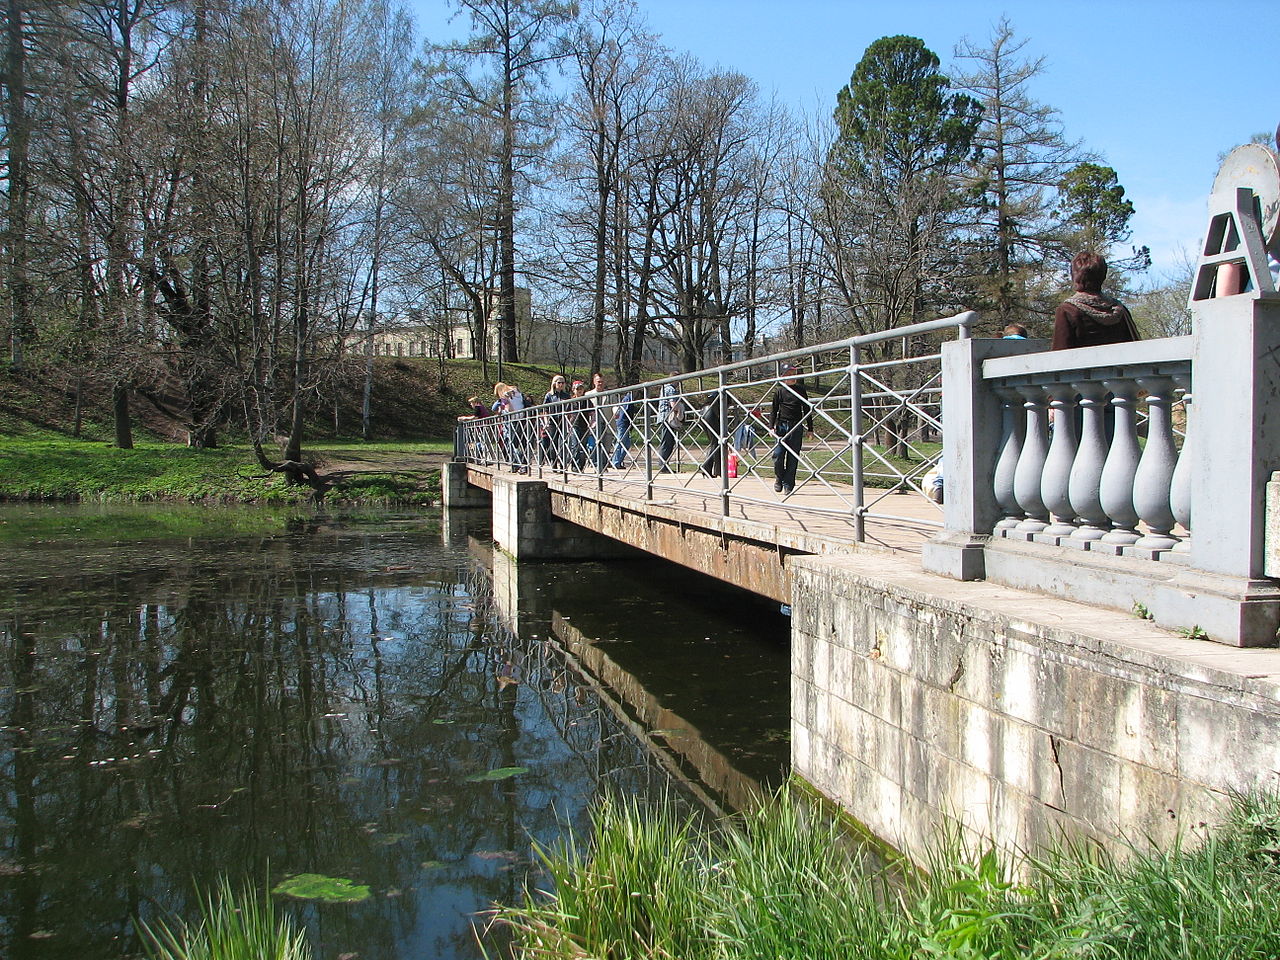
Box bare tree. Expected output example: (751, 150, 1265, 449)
(558, 0, 658, 378)
(642, 57, 760, 370)
(428, 0, 576, 365)
(356, 0, 415, 439)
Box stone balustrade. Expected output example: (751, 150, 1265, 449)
(983, 338, 1192, 560)
(924, 290, 1280, 647)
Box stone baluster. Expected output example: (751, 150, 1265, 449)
(992, 385, 1024, 531)
(1098, 378, 1142, 548)
(1041, 383, 1080, 539)
(1168, 371, 1192, 553)
(1068, 380, 1111, 543)
(1131, 375, 1180, 553)
(1013, 384, 1050, 533)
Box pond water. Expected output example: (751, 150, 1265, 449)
(0, 505, 790, 960)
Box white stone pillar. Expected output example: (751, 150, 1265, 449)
(1097, 378, 1142, 550)
(992, 385, 1024, 532)
(1068, 380, 1111, 544)
(1012, 384, 1050, 534)
(1131, 375, 1179, 554)
(1168, 371, 1193, 553)
(1040, 383, 1079, 540)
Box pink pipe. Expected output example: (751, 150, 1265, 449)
(1217, 261, 1243, 297)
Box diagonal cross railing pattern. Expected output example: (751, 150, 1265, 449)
(457, 312, 976, 547)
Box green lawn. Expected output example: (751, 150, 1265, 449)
(0, 436, 449, 504)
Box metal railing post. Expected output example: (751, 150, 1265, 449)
(594, 400, 604, 490)
(643, 384, 654, 498)
(533, 407, 543, 478)
(850, 343, 865, 542)
(719, 371, 730, 517)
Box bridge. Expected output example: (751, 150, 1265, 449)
(444, 145, 1280, 863)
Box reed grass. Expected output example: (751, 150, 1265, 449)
(136, 876, 311, 960)
(496, 784, 1280, 960)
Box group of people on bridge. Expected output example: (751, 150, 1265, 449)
(458, 365, 818, 497)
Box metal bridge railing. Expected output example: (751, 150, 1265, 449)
(457, 311, 976, 543)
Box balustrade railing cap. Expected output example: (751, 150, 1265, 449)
(983, 336, 1192, 381)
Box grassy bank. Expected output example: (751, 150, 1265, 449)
(495, 785, 1280, 960)
(0, 436, 448, 504)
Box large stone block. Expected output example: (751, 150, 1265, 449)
(1175, 693, 1280, 792)
(1049, 737, 1122, 831)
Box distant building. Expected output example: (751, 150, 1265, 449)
(356, 287, 683, 373)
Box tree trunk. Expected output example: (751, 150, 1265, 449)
(5, 0, 32, 371)
(72, 377, 84, 438)
(498, 44, 520, 364)
(113, 382, 134, 449)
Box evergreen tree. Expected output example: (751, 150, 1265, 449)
(1057, 161, 1151, 278)
(953, 17, 1085, 328)
(822, 35, 981, 335)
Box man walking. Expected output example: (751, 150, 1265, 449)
(769, 364, 811, 495)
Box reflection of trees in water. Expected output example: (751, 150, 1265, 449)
(0, 529, 696, 960)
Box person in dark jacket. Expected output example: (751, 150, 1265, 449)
(1052, 251, 1139, 350)
(697, 391, 726, 477)
(568, 380, 590, 470)
(769, 364, 811, 495)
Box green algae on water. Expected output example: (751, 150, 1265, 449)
(271, 874, 372, 903)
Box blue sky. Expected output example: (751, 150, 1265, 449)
(410, 0, 1277, 282)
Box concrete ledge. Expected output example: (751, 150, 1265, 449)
(790, 549, 1280, 861)
(981, 538, 1280, 648)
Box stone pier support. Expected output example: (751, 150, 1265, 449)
(491, 474, 638, 561)
(790, 550, 1280, 862)
(442, 461, 489, 509)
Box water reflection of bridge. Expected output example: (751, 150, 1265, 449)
(448, 511, 789, 815)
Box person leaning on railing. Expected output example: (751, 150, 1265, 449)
(770, 364, 812, 496)
(568, 380, 590, 471)
(584, 372, 610, 470)
(540, 375, 570, 468)
(494, 381, 529, 474)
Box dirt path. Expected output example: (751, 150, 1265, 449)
(314, 449, 451, 479)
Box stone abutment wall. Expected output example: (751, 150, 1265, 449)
(791, 552, 1280, 860)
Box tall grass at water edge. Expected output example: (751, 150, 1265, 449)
(494, 786, 1280, 960)
(136, 876, 310, 960)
